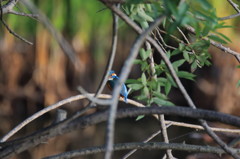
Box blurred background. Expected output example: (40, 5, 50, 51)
(0, 0, 239, 158)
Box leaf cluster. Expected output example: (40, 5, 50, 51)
(122, 0, 233, 106)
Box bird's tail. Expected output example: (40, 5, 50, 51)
(124, 96, 128, 103)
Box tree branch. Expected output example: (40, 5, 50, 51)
(1, 106, 240, 158)
(43, 142, 240, 159)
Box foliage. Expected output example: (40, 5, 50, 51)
(123, 0, 231, 107)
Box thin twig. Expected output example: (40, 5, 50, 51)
(122, 130, 162, 159)
(122, 123, 172, 159)
(8, 10, 38, 19)
(158, 115, 174, 159)
(154, 28, 177, 50)
(42, 141, 240, 159)
(0, 0, 33, 45)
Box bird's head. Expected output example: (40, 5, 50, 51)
(109, 70, 117, 80)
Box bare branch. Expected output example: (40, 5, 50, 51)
(8, 10, 38, 19)
(42, 142, 240, 159)
(219, 12, 240, 20)
(1, 106, 240, 158)
(122, 130, 162, 159)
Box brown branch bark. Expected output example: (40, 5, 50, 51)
(1, 106, 240, 159)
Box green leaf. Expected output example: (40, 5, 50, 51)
(202, 25, 211, 37)
(165, 81, 171, 95)
(177, 71, 196, 80)
(127, 83, 143, 90)
(153, 97, 174, 106)
(147, 80, 158, 90)
(166, 73, 177, 87)
(237, 65, 240, 69)
(172, 59, 186, 69)
(153, 91, 168, 100)
(136, 94, 148, 101)
(125, 79, 141, 84)
(179, 43, 185, 51)
(133, 59, 142, 64)
(205, 60, 211, 66)
(208, 35, 227, 44)
(143, 86, 149, 96)
(171, 49, 181, 56)
(140, 48, 147, 60)
(166, 51, 171, 59)
(157, 77, 167, 83)
(141, 73, 147, 85)
(140, 48, 152, 60)
(191, 61, 198, 72)
(137, 9, 154, 22)
(140, 61, 149, 71)
(136, 115, 145, 121)
(140, 21, 149, 29)
(183, 51, 190, 62)
(215, 32, 232, 43)
(195, 0, 212, 10)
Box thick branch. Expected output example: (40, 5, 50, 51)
(1, 106, 240, 158)
(43, 142, 240, 159)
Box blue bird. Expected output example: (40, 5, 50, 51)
(107, 70, 128, 103)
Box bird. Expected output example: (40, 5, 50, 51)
(107, 70, 128, 103)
